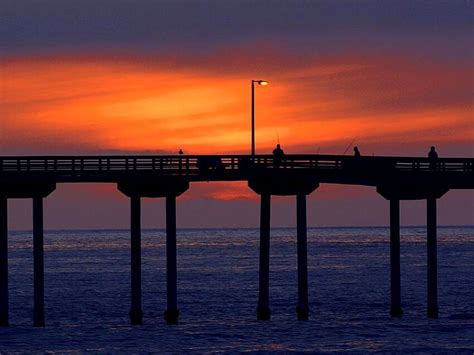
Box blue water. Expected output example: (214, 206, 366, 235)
(1, 227, 473, 353)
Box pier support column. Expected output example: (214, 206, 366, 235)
(0, 197, 8, 327)
(164, 196, 179, 325)
(389, 199, 403, 317)
(118, 179, 189, 325)
(33, 197, 45, 327)
(427, 198, 438, 318)
(129, 196, 143, 325)
(257, 193, 271, 320)
(296, 193, 309, 320)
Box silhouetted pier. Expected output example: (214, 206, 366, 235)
(0, 154, 473, 326)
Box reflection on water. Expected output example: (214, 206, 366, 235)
(2, 227, 474, 352)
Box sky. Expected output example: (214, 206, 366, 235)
(1, 0, 473, 229)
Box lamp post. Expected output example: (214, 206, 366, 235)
(251, 80, 268, 158)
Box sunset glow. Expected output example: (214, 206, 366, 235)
(1, 1, 472, 230)
(2, 51, 471, 157)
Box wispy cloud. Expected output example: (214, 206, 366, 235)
(1, 48, 472, 156)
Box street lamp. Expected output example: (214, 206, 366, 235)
(251, 80, 269, 158)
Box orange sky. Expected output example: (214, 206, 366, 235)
(2, 1, 473, 229)
(2, 50, 472, 157)
(1, 48, 473, 221)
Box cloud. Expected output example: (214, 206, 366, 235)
(1, 48, 472, 156)
(2, 1, 472, 229)
(2, 0, 471, 62)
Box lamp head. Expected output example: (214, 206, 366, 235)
(257, 80, 269, 86)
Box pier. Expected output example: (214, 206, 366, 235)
(0, 154, 472, 326)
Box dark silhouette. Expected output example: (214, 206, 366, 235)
(428, 146, 438, 170)
(197, 156, 224, 172)
(179, 149, 184, 155)
(238, 156, 252, 171)
(354, 146, 361, 157)
(197, 157, 209, 171)
(0, 153, 472, 326)
(272, 144, 284, 167)
(428, 146, 438, 159)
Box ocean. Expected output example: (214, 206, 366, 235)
(1, 227, 473, 353)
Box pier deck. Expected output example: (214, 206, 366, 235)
(1, 154, 473, 326)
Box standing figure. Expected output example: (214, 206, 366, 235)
(273, 144, 284, 167)
(428, 146, 438, 170)
(354, 146, 361, 157)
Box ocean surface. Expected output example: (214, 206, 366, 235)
(1, 226, 473, 353)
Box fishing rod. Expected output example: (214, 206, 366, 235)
(342, 138, 357, 155)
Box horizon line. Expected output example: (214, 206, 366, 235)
(8, 224, 474, 234)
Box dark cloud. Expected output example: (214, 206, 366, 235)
(2, 0, 471, 54)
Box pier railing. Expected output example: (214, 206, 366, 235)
(0, 155, 472, 176)
(1, 153, 473, 326)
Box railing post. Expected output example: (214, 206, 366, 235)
(389, 199, 402, 317)
(33, 197, 45, 327)
(129, 196, 143, 325)
(0, 197, 8, 326)
(296, 193, 309, 320)
(164, 195, 179, 324)
(257, 193, 271, 320)
(427, 198, 438, 318)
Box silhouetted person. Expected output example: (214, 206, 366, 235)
(428, 146, 438, 170)
(179, 149, 184, 155)
(354, 146, 361, 157)
(273, 144, 284, 167)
